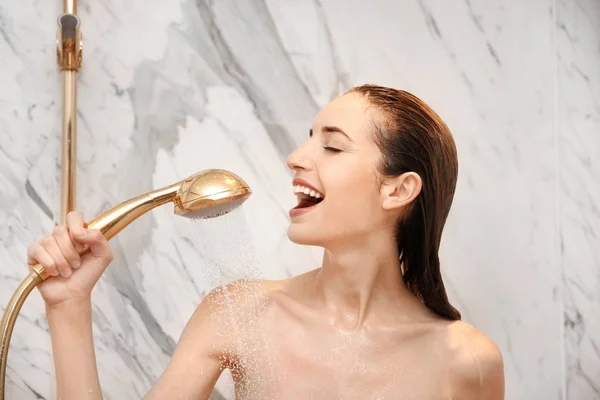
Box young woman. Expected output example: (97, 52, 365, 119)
(28, 84, 504, 399)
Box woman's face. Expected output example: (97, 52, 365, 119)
(286, 93, 391, 248)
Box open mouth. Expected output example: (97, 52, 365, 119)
(293, 185, 324, 209)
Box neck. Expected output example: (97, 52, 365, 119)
(312, 232, 419, 330)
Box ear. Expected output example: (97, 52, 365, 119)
(381, 172, 422, 211)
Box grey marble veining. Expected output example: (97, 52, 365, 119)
(0, 0, 598, 399)
(558, 0, 600, 399)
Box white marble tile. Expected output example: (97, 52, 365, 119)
(1, 0, 596, 399)
(557, 0, 600, 399)
(265, 0, 350, 108)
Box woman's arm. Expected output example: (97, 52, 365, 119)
(27, 211, 115, 400)
(143, 290, 228, 400)
(28, 211, 228, 400)
(46, 289, 228, 400)
(46, 300, 102, 399)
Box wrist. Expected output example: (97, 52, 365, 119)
(46, 297, 92, 315)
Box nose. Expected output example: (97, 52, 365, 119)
(286, 141, 313, 172)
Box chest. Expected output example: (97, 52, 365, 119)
(229, 316, 456, 400)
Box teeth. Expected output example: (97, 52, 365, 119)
(293, 185, 323, 199)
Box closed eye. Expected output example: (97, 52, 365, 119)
(324, 147, 342, 153)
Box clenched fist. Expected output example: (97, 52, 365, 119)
(27, 211, 114, 307)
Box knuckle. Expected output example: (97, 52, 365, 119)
(68, 251, 82, 264)
(67, 210, 80, 219)
(102, 247, 114, 261)
(61, 261, 73, 272)
(44, 265, 57, 275)
(42, 236, 54, 247)
(46, 260, 56, 271)
(53, 225, 67, 235)
(90, 230, 103, 240)
(31, 242, 43, 254)
(55, 259, 68, 270)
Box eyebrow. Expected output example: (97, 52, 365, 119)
(309, 126, 353, 142)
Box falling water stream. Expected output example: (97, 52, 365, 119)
(183, 206, 279, 399)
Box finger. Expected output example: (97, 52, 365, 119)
(27, 242, 59, 277)
(43, 235, 72, 278)
(67, 211, 86, 252)
(72, 228, 113, 264)
(53, 225, 82, 269)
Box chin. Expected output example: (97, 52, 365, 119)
(287, 224, 326, 247)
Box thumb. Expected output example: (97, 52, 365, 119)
(72, 228, 113, 262)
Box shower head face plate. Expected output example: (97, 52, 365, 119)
(174, 169, 252, 219)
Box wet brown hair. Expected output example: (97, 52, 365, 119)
(349, 84, 461, 320)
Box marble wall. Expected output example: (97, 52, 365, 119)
(558, 0, 600, 398)
(0, 0, 598, 399)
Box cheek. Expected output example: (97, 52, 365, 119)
(323, 168, 380, 218)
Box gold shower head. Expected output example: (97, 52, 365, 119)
(82, 169, 252, 244)
(173, 169, 252, 219)
(0, 169, 251, 398)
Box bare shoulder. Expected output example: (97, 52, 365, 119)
(202, 278, 286, 313)
(202, 272, 317, 324)
(146, 279, 282, 398)
(201, 277, 294, 322)
(446, 320, 505, 399)
(187, 279, 285, 355)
